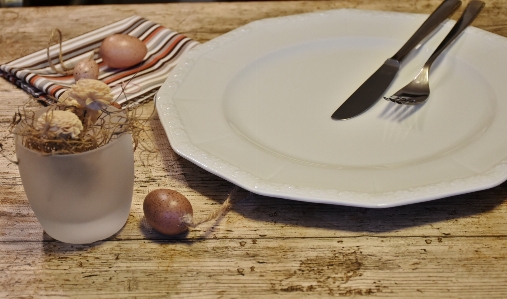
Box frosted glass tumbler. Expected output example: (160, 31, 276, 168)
(15, 131, 134, 244)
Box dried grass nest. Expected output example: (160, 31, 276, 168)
(10, 79, 150, 155)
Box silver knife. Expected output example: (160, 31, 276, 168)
(331, 0, 461, 120)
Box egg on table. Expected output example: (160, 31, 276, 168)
(143, 189, 193, 235)
(99, 34, 148, 69)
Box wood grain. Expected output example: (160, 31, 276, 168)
(1, 1, 507, 298)
(2, 237, 507, 298)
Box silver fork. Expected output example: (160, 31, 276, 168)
(384, 0, 484, 105)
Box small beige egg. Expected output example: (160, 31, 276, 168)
(73, 58, 99, 81)
(143, 189, 193, 235)
(99, 34, 147, 69)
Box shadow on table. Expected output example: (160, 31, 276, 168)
(238, 190, 506, 234)
(184, 167, 507, 234)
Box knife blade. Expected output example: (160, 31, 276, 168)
(331, 0, 461, 120)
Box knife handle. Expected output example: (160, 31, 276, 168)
(391, 0, 461, 62)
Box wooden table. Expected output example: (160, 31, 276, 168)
(2, 1, 507, 297)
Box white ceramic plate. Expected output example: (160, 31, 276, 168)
(156, 9, 507, 208)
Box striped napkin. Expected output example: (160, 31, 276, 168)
(0, 15, 199, 108)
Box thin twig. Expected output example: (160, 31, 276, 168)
(47, 29, 74, 76)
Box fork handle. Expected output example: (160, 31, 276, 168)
(423, 1, 485, 69)
(391, 0, 461, 62)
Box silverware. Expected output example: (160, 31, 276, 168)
(331, 0, 461, 120)
(384, 1, 484, 105)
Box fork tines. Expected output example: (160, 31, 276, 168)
(384, 96, 420, 105)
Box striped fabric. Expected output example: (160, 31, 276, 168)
(0, 15, 199, 108)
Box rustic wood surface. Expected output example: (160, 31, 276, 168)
(2, 0, 507, 298)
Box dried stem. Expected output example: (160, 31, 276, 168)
(10, 99, 155, 156)
(47, 29, 74, 76)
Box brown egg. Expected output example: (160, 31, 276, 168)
(143, 189, 193, 235)
(99, 34, 147, 69)
(73, 58, 99, 81)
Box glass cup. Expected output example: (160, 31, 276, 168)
(15, 110, 134, 244)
